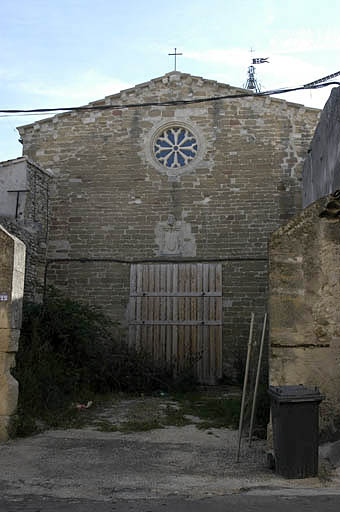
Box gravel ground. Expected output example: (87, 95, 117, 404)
(0, 394, 339, 503)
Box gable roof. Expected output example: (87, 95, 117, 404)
(17, 71, 321, 134)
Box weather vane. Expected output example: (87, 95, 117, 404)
(168, 48, 183, 71)
(244, 48, 269, 93)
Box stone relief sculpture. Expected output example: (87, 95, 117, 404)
(155, 215, 196, 256)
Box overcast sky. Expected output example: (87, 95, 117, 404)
(1, 0, 339, 161)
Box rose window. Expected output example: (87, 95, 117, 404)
(154, 126, 198, 168)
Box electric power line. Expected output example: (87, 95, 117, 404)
(0, 78, 339, 118)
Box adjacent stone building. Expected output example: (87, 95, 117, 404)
(269, 195, 340, 436)
(0, 157, 53, 302)
(16, 71, 320, 382)
(303, 86, 340, 207)
(268, 86, 340, 436)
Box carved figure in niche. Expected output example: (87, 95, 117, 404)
(154, 215, 196, 257)
(160, 215, 183, 255)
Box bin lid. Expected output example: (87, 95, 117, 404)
(268, 385, 324, 403)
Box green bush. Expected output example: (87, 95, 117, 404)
(14, 289, 199, 429)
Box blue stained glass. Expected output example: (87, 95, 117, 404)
(180, 138, 196, 147)
(166, 152, 175, 167)
(177, 153, 185, 166)
(156, 149, 172, 158)
(177, 129, 185, 144)
(180, 149, 195, 157)
(193, 145, 198, 151)
(157, 139, 172, 147)
(167, 130, 175, 144)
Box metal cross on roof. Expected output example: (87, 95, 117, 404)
(168, 48, 183, 71)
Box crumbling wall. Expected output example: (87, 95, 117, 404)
(0, 226, 25, 441)
(303, 86, 340, 207)
(269, 195, 340, 436)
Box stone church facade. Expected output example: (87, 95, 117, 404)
(16, 71, 320, 382)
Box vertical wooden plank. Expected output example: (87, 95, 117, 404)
(196, 263, 204, 381)
(203, 263, 209, 295)
(190, 264, 197, 373)
(149, 266, 154, 357)
(166, 264, 173, 370)
(128, 264, 137, 348)
(149, 265, 156, 358)
(202, 264, 210, 382)
(196, 321, 203, 382)
(210, 264, 216, 383)
(184, 264, 191, 368)
(153, 264, 160, 362)
(151, 265, 156, 361)
(159, 264, 167, 365)
(209, 263, 215, 292)
(130, 264, 137, 294)
(141, 264, 148, 354)
(216, 324, 222, 379)
(216, 263, 222, 295)
(209, 296, 216, 384)
(172, 264, 179, 375)
(135, 264, 143, 351)
(216, 264, 223, 379)
(178, 264, 186, 372)
(128, 298, 136, 349)
(139, 264, 144, 353)
(136, 263, 143, 293)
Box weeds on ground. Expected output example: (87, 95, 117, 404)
(173, 394, 241, 430)
(13, 289, 269, 438)
(318, 461, 334, 483)
(13, 289, 201, 436)
(92, 393, 241, 434)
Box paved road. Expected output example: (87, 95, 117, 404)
(1, 494, 340, 512)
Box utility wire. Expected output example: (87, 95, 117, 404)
(303, 70, 340, 88)
(0, 79, 339, 117)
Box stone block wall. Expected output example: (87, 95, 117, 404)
(303, 86, 340, 207)
(0, 226, 25, 440)
(18, 72, 320, 378)
(269, 196, 340, 436)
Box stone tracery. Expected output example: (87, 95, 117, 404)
(154, 126, 198, 168)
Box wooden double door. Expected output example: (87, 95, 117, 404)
(128, 263, 222, 384)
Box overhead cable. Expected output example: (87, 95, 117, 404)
(0, 80, 339, 117)
(303, 70, 340, 88)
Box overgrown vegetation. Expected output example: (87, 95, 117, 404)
(13, 289, 269, 438)
(13, 289, 198, 435)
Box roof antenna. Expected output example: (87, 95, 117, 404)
(244, 48, 269, 93)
